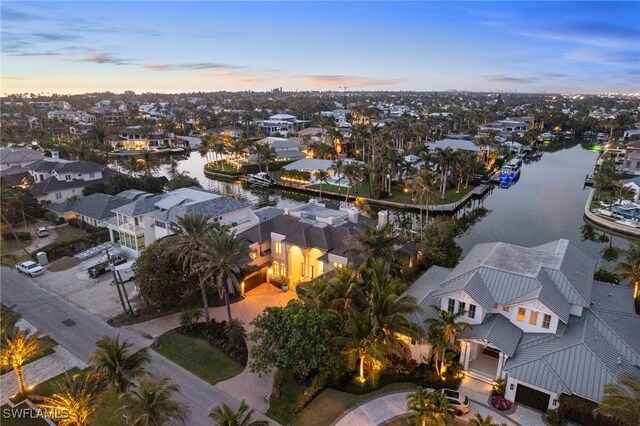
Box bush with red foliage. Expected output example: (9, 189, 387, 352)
(491, 393, 513, 411)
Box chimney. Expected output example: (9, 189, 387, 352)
(378, 210, 388, 228)
(51, 150, 59, 160)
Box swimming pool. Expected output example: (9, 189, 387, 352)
(615, 207, 640, 219)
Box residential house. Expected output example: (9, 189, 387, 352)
(238, 201, 380, 289)
(251, 137, 306, 162)
(106, 187, 259, 258)
(479, 119, 528, 137)
(47, 193, 131, 226)
(405, 239, 640, 412)
(0, 147, 45, 171)
(103, 126, 175, 150)
(28, 161, 118, 203)
(623, 141, 640, 174)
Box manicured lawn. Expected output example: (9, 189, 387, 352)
(154, 330, 243, 384)
(0, 239, 31, 267)
(383, 415, 467, 425)
(291, 382, 418, 426)
(29, 367, 83, 399)
(267, 374, 307, 425)
(205, 160, 242, 174)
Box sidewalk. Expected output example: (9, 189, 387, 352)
(127, 283, 297, 413)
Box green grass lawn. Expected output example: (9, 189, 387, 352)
(291, 382, 418, 426)
(205, 160, 241, 174)
(267, 374, 307, 425)
(383, 415, 467, 426)
(154, 330, 243, 384)
(0, 239, 31, 267)
(54, 226, 91, 242)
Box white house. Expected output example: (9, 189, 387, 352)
(106, 187, 259, 258)
(0, 148, 45, 171)
(405, 239, 640, 413)
(479, 119, 528, 136)
(252, 137, 306, 162)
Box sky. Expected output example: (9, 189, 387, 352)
(1, 1, 639, 95)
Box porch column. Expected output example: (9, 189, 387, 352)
(462, 342, 470, 370)
(496, 352, 506, 380)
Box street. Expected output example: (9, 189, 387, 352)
(1, 267, 274, 425)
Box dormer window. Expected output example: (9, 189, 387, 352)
(502, 305, 510, 312)
(65, 174, 71, 181)
(542, 314, 551, 329)
(468, 304, 476, 319)
(529, 311, 539, 326)
(517, 307, 526, 322)
(458, 302, 466, 314)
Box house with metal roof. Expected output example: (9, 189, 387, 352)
(0, 147, 45, 171)
(238, 200, 381, 288)
(405, 239, 640, 412)
(106, 187, 259, 257)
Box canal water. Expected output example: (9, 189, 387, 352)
(118, 143, 631, 264)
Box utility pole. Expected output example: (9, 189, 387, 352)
(106, 248, 132, 315)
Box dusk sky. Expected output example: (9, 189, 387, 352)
(1, 1, 639, 95)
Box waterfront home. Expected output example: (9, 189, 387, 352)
(622, 176, 640, 202)
(106, 187, 258, 257)
(239, 201, 383, 288)
(622, 141, 640, 174)
(28, 160, 118, 203)
(404, 239, 640, 412)
(479, 119, 528, 137)
(47, 193, 131, 226)
(250, 137, 306, 162)
(103, 126, 177, 150)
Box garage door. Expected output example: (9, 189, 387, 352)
(515, 384, 551, 412)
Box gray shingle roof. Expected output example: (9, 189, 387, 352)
(460, 314, 523, 357)
(112, 194, 165, 216)
(48, 193, 130, 220)
(55, 161, 104, 174)
(151, 197, 249, 223)
(0, 148, 43, 164)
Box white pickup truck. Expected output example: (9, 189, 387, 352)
(15, 260, 45, 277)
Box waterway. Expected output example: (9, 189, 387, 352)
(112, 142, 632, 263)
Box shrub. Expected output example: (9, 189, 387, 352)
(293, 375, 327, 414)
(546, 409, 562, 426)
(594, 268, 620, 284)
(492, 378, 506, 396)
(558, 394, 619, 426)
(224, 318, 247, 358)
(2, 231, 32, 241)
(179, 308, 202, 332)
(36, 230, 109, 261)
(281, 169, 311, 183)
(490, 394, 513, 411)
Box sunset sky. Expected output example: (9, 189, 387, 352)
(2, 1, 639, 94)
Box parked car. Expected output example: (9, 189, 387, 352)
(88, 255, 127, 279)
(15, 260, 45, 277)
(36, 227, 49, 237)
(440, 388, 470, 415)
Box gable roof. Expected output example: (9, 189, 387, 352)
(29, 168, 118, 196)
(461, 314, 523, 357)
(150, 197, 249, 223)
(48, 193, 130, 220)
(0, 148, 43, 165)
(54, 161, 104, 174)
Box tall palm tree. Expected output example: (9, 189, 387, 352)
(593, 373, 640, 426)
(209, 400, 268, 426)
(89, 335, 150, 393)
(426, 305, 471, 348)
(341, 162, 365, 203)
(252, 142, 277, 172)
(314, 169, 329, 199)
(171, 212, 214, 321)
(407, 387, 454, 426)
(39, 371, 107, 426)
(433, 147, 456, 200)
(411, 169, 437, 231)
(120, 377, 189, 426)
(197, 227, 245, 323)
(613, 241, 640, 298)
(1, 329, 44, 394)
(140, 149, 160, 177)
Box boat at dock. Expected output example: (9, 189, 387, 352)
(500, 158, 522, 186)
(247, 172, 276, 187)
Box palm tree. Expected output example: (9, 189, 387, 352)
(331, 158, 344, 181)
(314, 169, 329, 199)
(410, 169, 437, 231)
(39, 371, 107, 426)
(341, 162, 365, 203)
(1, 329, 44, 394)
(120, 377, 189, 426)
(171, 212, 214, 321)
(426, 305, 471, 376)
(252, 142, 276, 172)
(613, 241, 640, 298)
(347, 223, 407, 275)
(433, 147, 456, 200)
(407, 387, 454, 426)
(123, 158, 143, 176)
(197, 227, 245, 323)
(140, 149, 160, 177)
(593, 373, 640, 426)
(209, 400, 268, 426)
(89, 335, 150, 393)
(468, 413, 504, 426)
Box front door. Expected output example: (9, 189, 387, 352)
(514, 384, 551, 412)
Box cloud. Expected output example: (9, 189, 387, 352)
(143, 62, 246, 72)
(0, 7, 41, 22)
(566, 48, 640, 65)
(73, 52, 132, 66)
(481, 75, 538, 84)
(297, 75, 398, 87)
(1, 76, 31, 81)
(31, 32, 78, 42)
(539, 23, 640, 49)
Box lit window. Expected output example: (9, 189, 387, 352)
(542, 314, 552, 329)
(275, 241, 282, 255)
(502, 305, 510, 312)
(517, 308, 526, 322)
(273, 261, 279, 275)
(458, 302, 466, 314)
(250, 250, 257, 259)
(333, 262, 343, 269)
(447, 298, 455, 314)
(529, 311, 539, 326)
(493, 303, 499, 309)
(468, 304, 476, 319)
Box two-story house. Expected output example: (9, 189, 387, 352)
(103, 126, 175, 150)
(239, 201, 381, 289)
(250, 137, 306, 162)
(106, 187, 259, 257)
(28, 161, 118, 203)
(405, 239, 640, 412)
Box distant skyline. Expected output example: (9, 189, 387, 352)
(1, 1, 639, 95)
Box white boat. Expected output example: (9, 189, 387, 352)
(499, 158, 522, 184)
(248, 172, 275, 186)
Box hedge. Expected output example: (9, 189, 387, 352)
(35, 229, 109, 261)
(558, 394, 619, 426)
(2, 231, 32, 241)
(281, 169, 311, 182)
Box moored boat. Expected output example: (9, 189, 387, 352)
(248, 172, 276, 186)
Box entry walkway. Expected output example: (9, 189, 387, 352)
(333, 377, 546, 426)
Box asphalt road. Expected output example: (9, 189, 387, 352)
(1, 267, 274, 425)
